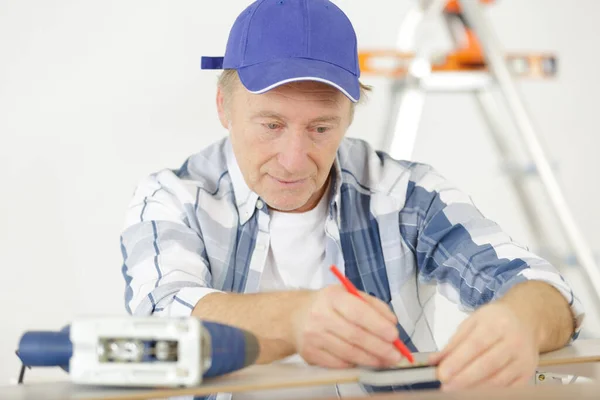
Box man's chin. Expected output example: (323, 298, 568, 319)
(263, 195, 311, 213)
(268, 201, 308, 213)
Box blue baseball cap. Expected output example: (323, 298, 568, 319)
(201, 0, 361, 102)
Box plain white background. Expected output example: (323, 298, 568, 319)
(1, 0, 599, 385)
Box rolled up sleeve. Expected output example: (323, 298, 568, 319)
(120, 171, 224, 317)
(405, 164, 584, 340)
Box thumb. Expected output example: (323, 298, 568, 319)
(428, 351, 444, 365)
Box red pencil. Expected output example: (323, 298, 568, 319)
(329, 264, 415, 364)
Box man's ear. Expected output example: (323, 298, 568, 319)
(216, 86, 229, 130)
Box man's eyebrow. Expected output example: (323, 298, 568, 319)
(250, 112, 341, 124)
(250, 111, 285, 120)
(310, 116, 341, 124)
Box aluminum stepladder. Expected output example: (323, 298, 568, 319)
(357, 0, 600, 311)
(357, 1, 600, 385)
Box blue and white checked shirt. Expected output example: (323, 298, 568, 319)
(120, 136, 583, 397)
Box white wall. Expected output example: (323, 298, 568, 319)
(1, 0, 599, 385)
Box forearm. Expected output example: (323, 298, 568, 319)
(498, 280, 575, 353)
(192, 291, 311, 364)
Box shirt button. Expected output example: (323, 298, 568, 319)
(256, 199, 264, 209)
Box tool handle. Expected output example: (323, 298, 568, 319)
(16, 326, 72, 371)
(202, 321, 259, 378)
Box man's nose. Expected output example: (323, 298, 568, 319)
(277, 129, 311, 174)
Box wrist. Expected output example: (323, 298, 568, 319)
(288, 290, 316, 348)
(497, 280, 576, 353)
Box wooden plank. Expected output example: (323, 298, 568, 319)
(538, 339, 600, 366)
(0, 366, 360, 400)
(3, 339, 600, 400)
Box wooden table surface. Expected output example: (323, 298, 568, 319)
(329, 382, 600, 399)
(2, 379, 599, 400)
(2, 339, 599, 400)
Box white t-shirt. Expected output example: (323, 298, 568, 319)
(259, 190, 330, 293)
(233, 194, 365, 399)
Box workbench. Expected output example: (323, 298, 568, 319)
(2, 339, 599, 400)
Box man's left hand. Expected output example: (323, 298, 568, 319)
(429, 302, 540, 391)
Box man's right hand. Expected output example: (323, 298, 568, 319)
(290, 284, 404, 369)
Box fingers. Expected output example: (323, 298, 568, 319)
(325, 311, 403, 366)
(509, 374, 533, 388)
(299, 285, 405, 368)
(332, 292, 399, 343)
(427, 351, 442, 366)
(320, 331, 390, 367)
(429, 315, 478, 365)
(302, 346, 354, 369)
(434, 303, 539, 391)
(441, 339, 514, 390)
(437, 323, 502, 384)
(479, 359, 522, 388)
(463, 358, 532, 389)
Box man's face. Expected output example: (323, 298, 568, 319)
(218, 79, 352, 213)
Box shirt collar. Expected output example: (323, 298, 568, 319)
(328, 153, 343, 225)
(225, 139, 261, 225)
(225, 137, 343, 225)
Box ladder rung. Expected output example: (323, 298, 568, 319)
(402, 72, 494, 92)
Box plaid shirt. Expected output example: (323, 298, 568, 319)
(120, 136, 583, 398)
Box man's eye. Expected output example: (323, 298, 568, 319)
(316, 126, 329, 134)
(267, 123, 280, 130)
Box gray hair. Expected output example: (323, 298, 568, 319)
(217, 69, 371, 122)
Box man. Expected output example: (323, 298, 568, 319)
(120, 0, 583, 398)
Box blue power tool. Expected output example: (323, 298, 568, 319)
(15, 317, 260, 387)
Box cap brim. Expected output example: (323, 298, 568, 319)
(236, 58, 360, 103)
